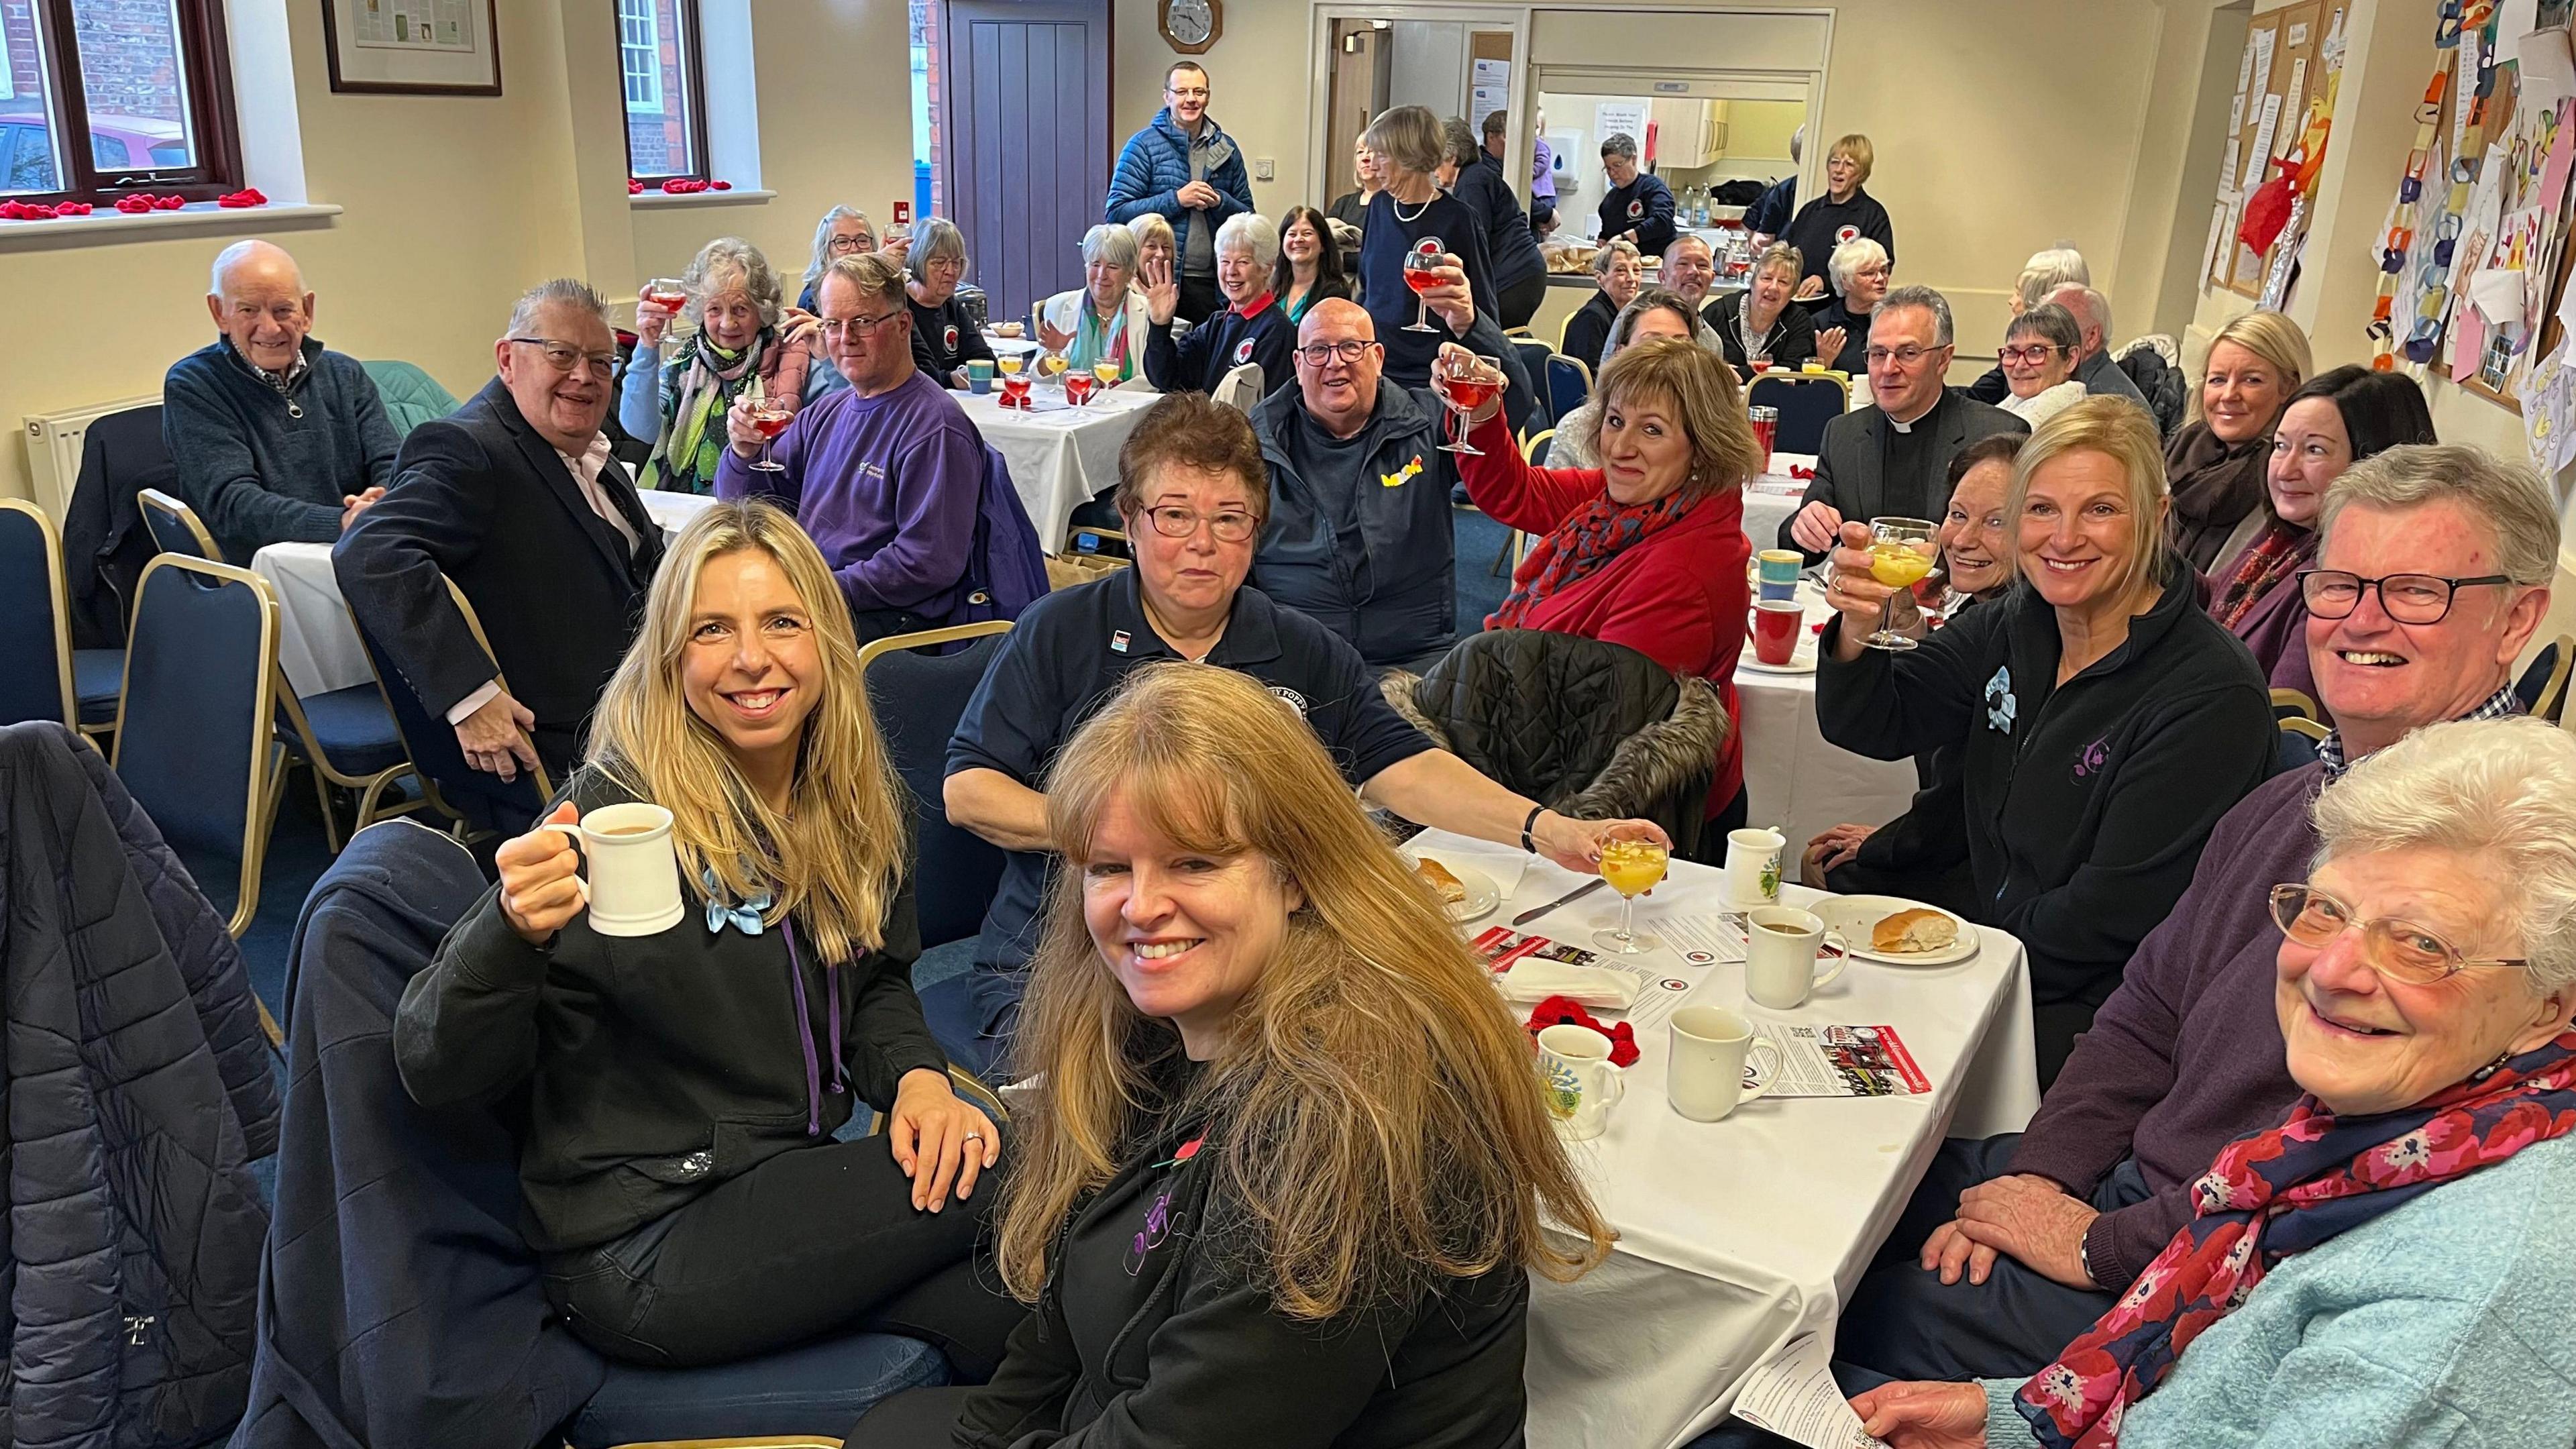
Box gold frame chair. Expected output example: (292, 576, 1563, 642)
(1, 498, 83, 735)
(138, 486, 224, 560)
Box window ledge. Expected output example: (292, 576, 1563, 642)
(0, 201, 341, 248)
(631, 188, 775, 210)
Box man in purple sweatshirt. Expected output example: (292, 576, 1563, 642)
(1835, 443, 2558, 1382)
(718, 251, 987, 641)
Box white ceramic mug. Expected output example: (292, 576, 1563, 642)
(1723, 827, 1787, 908)
(1536, 1023, 1626, 1140)
(1744, 905, 1849, 1010)
(576, 802, 687, 938)
(1667, 1006, 1779, 1122)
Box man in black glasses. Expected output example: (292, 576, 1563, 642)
(1247, 294, 1526, 673)
(339, 278, 661, 808)
(1833, 441, 2555, 1389)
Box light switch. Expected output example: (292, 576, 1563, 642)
(1254, 157, 1275, 181)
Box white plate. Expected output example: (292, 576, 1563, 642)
(1811, 894, 1979, 966)
(1737, 649, 1817, 675)
(1407, 851, 1500, 924)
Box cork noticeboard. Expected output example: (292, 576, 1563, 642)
(2217, 0, 2338, 299)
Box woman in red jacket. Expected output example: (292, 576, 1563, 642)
(1448, 337, 1763, 837)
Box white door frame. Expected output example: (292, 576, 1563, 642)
(1305, 3, 1530, 206)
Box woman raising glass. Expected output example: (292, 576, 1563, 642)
(1817, 396, 2274, 1083)
(1356, 104, 1499, 390)
(621, 237, 818, 496)
(394, 500, 1014, 1375)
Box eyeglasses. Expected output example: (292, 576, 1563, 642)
(1140, 505, 1258, 542)
(2297, 568, 2512, 625)
(827, 234, 873, 253)
(1168, 86, 1210, 99)
(506, 337, 617, 378)
(2269, 882, 2526, 985)
(1295, 339, 1378, 366)
(820, 311, 904, 339)
(1864, 343, 1943, 368)
(1998, 344, 2062, 366)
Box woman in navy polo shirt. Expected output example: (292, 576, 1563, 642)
(935, 393, 1662, 1080)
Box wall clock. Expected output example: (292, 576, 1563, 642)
(1161, 0, 1221, 54)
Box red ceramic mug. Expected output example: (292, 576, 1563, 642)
(1750, 600, 1804, 665)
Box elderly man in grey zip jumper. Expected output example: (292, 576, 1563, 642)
(163, 240, 398, 564)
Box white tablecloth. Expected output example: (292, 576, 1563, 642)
(952, 386, 1158, 553)
(1741, 451, 1817, 555)
(1733, 576, 1920, 853)
(256, 498, 715, 702)
(250, 543, 372, 698)
(1403, 829, 2039, 1449)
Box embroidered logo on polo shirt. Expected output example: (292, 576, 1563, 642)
(943, 323, 960, 352)
(1413, 237, 1442, 257)
(1381, 454, 1425, 488)
(1111, 630, 1132, 654)
(1835, 223, 1860, 246)
(1984, 665, 2016, 733)
(1234, 338, 1255, 365)
(1267, 686, 1309, 717)
(1628, 199, 1644, 219)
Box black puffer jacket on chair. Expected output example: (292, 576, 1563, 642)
(1382, 630, 1728, 857)
(0, 721, 280, 1449)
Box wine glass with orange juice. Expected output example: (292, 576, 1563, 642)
(1592, 826, 1670, 955)
(1863, 517, 1938, 651)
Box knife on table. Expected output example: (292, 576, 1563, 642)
(1509, 877, 1607, 928)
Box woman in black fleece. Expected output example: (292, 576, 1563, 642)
(847, 663, 1613, 1447)
(1815, 396, 2273, 1085)
(394, 498, 1018, 1373)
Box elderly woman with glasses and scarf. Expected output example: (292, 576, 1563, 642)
(622, 237, 819, 495)
(1782, 716, 2576, 1449)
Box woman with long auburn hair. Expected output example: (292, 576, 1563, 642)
(849, 662, 1611, 1446)
(394, 499, 1020, 1373)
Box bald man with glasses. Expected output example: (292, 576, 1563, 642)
(1247, 283, 1529, 672)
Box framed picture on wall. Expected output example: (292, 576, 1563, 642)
(322, 0, 504, 96)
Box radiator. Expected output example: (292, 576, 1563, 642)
(21, 394, 158, 524)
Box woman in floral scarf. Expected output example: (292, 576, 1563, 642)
(2206, 366, 2434, 715)
(619, 236, 816, 495)
(1446, 335, 1761, 839)
(1827, 716, 2576, 1449)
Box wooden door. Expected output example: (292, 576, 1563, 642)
(943, 0, 1112, 328)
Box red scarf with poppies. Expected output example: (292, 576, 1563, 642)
(2015, 1030, 2576, 1448)
(2208, 519, 2314, 630)
(1490, 490, 1697, 630)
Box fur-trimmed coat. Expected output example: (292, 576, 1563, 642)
(1383, 630, 1729, 857)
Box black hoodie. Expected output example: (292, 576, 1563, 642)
(1816, 551, 2272, 1055)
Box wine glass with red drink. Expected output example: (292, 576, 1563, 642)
(1434, 351, 1501, 455)
(747, 400, 793, 474)
(1401, 247, 1444, 333)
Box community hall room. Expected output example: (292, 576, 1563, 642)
(6, 0, 2576, 1446)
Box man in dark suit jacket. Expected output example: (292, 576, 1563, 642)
(1781, 284, 2028, 560)
(336, 280, 662, 785)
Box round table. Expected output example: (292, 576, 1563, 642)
(952, 383, 1159, 553)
